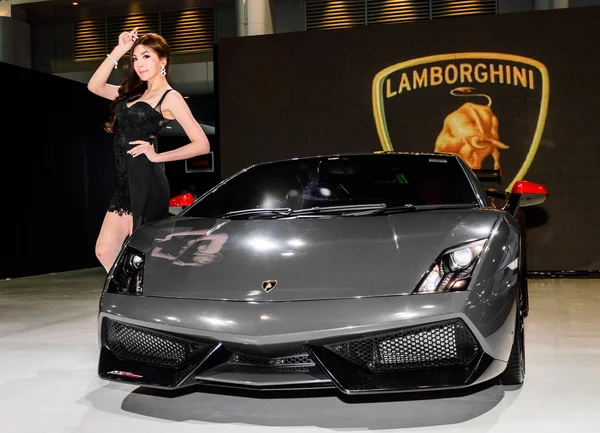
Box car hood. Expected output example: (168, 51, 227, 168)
(127, 209, 500, 301)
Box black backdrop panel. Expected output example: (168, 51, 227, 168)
(0, 61, 219, 279)
(0, 61, 114, 279)
(217, 6, 600, 272)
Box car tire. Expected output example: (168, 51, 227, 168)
(499, 291, 525, 385)
(518, 210, 530, 317)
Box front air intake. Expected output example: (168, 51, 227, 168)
(103, 318, 207, 368)
(324, 319, 480, 372)
(228, 352, 315, 372)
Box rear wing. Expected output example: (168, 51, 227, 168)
(473, 169, 507, 200)
(472, 169, 502, 184)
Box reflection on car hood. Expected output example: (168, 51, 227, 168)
(127, 209, 500, 301)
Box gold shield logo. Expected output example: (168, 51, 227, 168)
(372, 52, 550, 191)
(262, 280, 277, 293)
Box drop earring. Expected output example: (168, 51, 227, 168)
(161, 65, 166, 77)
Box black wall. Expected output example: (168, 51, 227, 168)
(0, 61, 115, 279)
(160, 91, 221, 198)
(216, 6, 600, 272)
(0, 61, 220, 279)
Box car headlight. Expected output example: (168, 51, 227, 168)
(414, 239, 487, 294)
(105, 246, 145, 295)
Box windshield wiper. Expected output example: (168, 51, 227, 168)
(214, 204, 387, 219)
(290, 203, 387, 216)
(341, 204, 416, 216)
(217, 207, 293, 218)
(207, 203, 476, 219)
(349, 203, 478, 216)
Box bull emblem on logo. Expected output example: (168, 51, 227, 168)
(262, 280, 278, 293)
(434, 87, 509, 171)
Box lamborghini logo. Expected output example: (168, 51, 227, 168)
(262, 280, 278, 293)
(372, 52, 550, 191)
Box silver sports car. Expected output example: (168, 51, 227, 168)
(98, 152, 548, 395)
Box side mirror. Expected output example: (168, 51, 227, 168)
(504, 180, 548, 215)
(169, 193, 195, 216)
(511, 181, 548, 207)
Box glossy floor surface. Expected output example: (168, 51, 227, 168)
(1, 268, 599, 432)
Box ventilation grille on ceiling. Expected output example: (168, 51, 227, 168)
(367, 0, 431, 24)
(431, 0, 496, 18)
(161, 8, 215, 54)
(74, 7, 215, 62)
(106, 13, 160, 49)
(306, 0, 497, 30)
(306, 0, 366, 30)
(74, 19, 107, 62)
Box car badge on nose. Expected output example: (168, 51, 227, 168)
(262, 280, 277, 293)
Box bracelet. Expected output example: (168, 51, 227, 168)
(107, 54, 118, 69)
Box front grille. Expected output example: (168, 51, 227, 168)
(228, 352, 315, 371)
(325, 319, 480, 372)
(104, 319, 207, 368)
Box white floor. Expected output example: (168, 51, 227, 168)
(1, 269, 599, 433)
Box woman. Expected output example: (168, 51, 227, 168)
(87, 28, 210, 272)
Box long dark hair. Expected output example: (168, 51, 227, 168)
(104, 33, 171, 133)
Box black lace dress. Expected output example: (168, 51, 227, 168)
(108, 89, 173, 230)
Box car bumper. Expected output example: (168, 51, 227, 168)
(97, 272, 518, 394)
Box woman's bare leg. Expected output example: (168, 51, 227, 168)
(95, 211, 133, 272)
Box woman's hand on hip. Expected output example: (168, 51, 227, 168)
(128, 140, 159, 162)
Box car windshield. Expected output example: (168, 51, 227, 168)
(183, 154, 479, 218)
